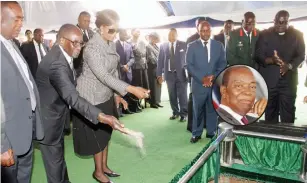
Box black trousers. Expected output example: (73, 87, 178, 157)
(147, 64, 158, 105)
(1, 144, 33, 183)
(265, 78, 297, 123)
(40, 136, 70, 183)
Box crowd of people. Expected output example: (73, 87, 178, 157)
(1, 1, 306, 183)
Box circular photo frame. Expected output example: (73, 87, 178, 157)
(211, 65, 268, 126)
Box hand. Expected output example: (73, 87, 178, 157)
(157, 76, 163, 85)
(280, 63, 290, 76)
(304, 96, 307, 104)
(271, 50, 284, 66)
(202, 75, 214, 87)
(1, 149, 14, 167)
(122, 65, 129, 73)
(115, 96, 128, 109)
(250, 98, 267, 116)
(126, 86, 150, 99)
(98, 114, 127, 134)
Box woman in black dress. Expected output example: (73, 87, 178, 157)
(73, 9, 149, 183)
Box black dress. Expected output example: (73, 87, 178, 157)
(72, 97, 118, 156)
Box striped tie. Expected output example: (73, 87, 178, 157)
(241, 116, 248, 125)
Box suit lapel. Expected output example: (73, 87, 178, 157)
(175, 41, 180, 56)
(56, 46, 75, 83)
(30, 41, 39, 62)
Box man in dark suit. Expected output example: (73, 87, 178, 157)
(227, 12, 259, 68)
(116, 29, 135, 115)
(74, 11, 94, 78)
(256, 10, 305, 124)
(36, 24, 124, 183)
(217, 66, 266, 126)
(186, 17, 207, 132)
(157, 28, 188, 122)
(186, 21, 226, 143)
(214, 20, 234, 48)
(20, 28, 49, 78)
(1, 2, 44, 182)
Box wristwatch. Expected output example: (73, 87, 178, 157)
(287, 63, 293, 70)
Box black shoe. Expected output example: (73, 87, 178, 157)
(190, 136, 201, 143)
(150, 104, 159, 109)
(123, 109, 134, 114)
(92, 173, 112, 183)
(169, 115, 179, 120)
(179, 116, 187, 122)
(156, 104, 163, 108)
(119, 114, 125, 117)
(63, 129, 71, 136)
(206, 134, 215, 139)
(104, 171, 120, 177)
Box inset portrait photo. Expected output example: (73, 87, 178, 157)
(212, 65, 268, 126)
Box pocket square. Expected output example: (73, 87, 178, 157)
(180, 49, 185, 52)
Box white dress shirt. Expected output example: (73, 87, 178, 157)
(0, 35, 36, 110)
(33, 40, 46, 63)
(200, 38, 211, 63)
(219, 104, 244, 125)
(59, 45, 74, 71)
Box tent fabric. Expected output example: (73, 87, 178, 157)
(18, 1, 307, 31)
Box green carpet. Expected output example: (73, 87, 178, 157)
(31, 101, 210, 183)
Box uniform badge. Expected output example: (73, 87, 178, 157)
(237, 41, 243, 47)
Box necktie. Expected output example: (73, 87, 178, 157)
(170, 43, 175, 71)
(247, 32, 251, 45)
(38, 43, 44, 60)
(10, 41, 37, 111)
(83, 30, 89, 42)
(241, 116, 248, 125)
(204, 42, 208, 62)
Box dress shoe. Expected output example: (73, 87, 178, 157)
(123, 109, 134, 114)
(206, 134, 215, 139)
(92, 173, 112, 183)
(190, 136, 201, 143)
(150, 104, 159, 109)
(169, 115, 179, 120)
(63, 129, 71, 136)
(156, 104, 163, 108)
(104, 171, 120, 177)
(179, 116, 187, 122)
(119, 114, 124, 118)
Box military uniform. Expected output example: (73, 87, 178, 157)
(226, 28, 260, 68)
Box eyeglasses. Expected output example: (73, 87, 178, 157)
(108, 28, 118, 34)
(62, 37, 85, 47)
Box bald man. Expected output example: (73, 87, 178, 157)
(186, 21, 226, 143)
(217, 66, 267, 125)
(1, 1, 44, 183)
(36, 24, 124, 183)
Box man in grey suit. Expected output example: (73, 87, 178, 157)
(1, 2, 44, 182)
(157, 28, 188, 122)
(36, 24, 125, 183)
(217, 66, 267, 125)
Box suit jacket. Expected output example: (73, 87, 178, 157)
(186, 39, 227, 94)
(214, 33, 225, 47)
(226, 28, 260, 68)
(78, 33, 129, 105)
(20, 41, 49, 78)
(115, 40, 135, 83)
(73, 26, 95, 78)
(12, 38, 21, 49)
(1, 41, 44, 155)
(255, 27, 305, 87)
(157, 40, 188, 82)
(36, 45, 101, 145)
(131, 40, 147, 70)
(217, 107, 258, 125)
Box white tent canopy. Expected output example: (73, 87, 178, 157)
(19, 1, 307, 32)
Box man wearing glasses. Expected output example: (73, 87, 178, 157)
(256, 10, 305, 124)
(36, 24, 125, 183)
(227, 12, 259, 68)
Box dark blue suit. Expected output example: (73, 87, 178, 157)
(115, 40, 134, 83)
(186, 39, 226, 137)
(157, 40, 188, 117)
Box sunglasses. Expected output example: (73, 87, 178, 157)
(108, 28, 118, 34)
(62, 37, 85, 47)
